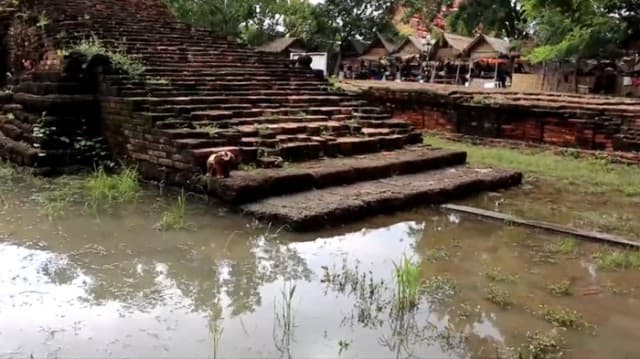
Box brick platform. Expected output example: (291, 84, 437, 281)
(0, 0, 522, 227)
(341, 81, 640, 157)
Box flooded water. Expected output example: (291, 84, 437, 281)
(1, 171, 639, 358)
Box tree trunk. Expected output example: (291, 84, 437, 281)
(574, 59, 580, 93)
(332, 39, 345, 76)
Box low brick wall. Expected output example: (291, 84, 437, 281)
(359, 87, 640, 154)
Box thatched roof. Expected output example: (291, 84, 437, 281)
(442, 33, 474, 51)
(394, 36, 431, 59)
(359, 34, 400, 61)
(464, 34, 510, 56)
(256, 37, 306, 53)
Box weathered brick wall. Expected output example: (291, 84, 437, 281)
(100, 97, 198, 184)
(363, 88, 640, 153)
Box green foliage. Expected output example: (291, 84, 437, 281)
(523, 0, 625, 62)
(423, 276, 459, 301)
(86, 167, 140, 209)
(401, 0, 454, 27)
(447, 0, 527, 38)
(63, 37, 145, 77)
(547, 238, 579, 255)
(394, 255, 422, 311)
(484, 284, 513, 308)
(483, 267, 519, 283)
(594, 250, 640, 271)
(425, 135, 640, 196)
(536, 305, 593, 330)
(548, 280, 572, 297)
(520, 330, 566, 359)
(157, 190, 191, 231)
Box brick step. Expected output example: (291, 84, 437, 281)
(140, 69, 317, 78)
(108, 75, 322, 86)
(119, 89, 331, 98)
(190, 106, 356, 122)
(240, 166, 523, 230)
(183, 131, 423, 168)
(353, 112, 392, 120)
(198, 146, 468, 204)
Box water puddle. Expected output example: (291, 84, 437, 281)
(1, 175, 639, 358)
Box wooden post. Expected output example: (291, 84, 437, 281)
(455, 62, 461, 85)
(541, 63, 547, 91)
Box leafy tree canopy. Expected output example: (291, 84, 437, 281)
(447, 0, 527, 39)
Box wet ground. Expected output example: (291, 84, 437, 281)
(1, 169, 639, 358)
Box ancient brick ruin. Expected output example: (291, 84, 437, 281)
(347, 81, 640, 163)
(0, 0, 522, 228)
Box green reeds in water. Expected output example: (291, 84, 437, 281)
(86, 166, 139, 209)
(274, 283, 297, 357)
(394, 255, 422, 311)
(157, 190, 191, 231)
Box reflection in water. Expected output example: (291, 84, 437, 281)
(1, 178, 640, 358)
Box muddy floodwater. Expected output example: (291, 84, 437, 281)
(1, 173, 639, 358)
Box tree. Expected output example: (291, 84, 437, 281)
(165, 0, 257, 37)
(315, 0, 395, 73)
(401, 0, 455, 28)
(523, 0, 626, 63)
(447, 0, 527, 39)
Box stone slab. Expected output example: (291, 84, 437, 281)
(200, 146, 467, 204)
(242, 166, 523, 231)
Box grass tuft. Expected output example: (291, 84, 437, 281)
(394, 255, 422, 311)
(594, 250, 640, 271)
(86, 167, 139, 209)
(536, 305, 593, 330)
(483, 267, 519, 283)
(520, 330, 566, 359)
(157, 190, 191, 231)
(423, 276, 459, 302)
(484, 285, 513, 309)
(548, 280, 572, 297)
(546, 237, 579, 255)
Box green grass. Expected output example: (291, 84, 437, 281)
(86, 167, 140, 209)
(423, 276, 459, 302)
(62, 37, 145, 77)
(594, 250, 640, 271)
(520, 330, 566, 359)
(425, 135, 640, 196)
(394, 255, 422, 310)
(483, 267, 519, 283)
(484, 285, 513, 309)
(548, 280, 573, 297)
(0, 160, 14, 180)
(274, 283, 297, 357)
(547, 237, 579, 255)
(157, 190, 191, 231)
(536, 305, 593, 330)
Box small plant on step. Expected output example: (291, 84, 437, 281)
(197, 123, 221, 137)
(157, 190, 193, 231)
(319, 124, 332, 136)
(254, 124, 270, 137)
(239, 163, 257, 171)
(36, 10, 50, 33)
(62, 36, 146, 78)
(145, 76, 170, 85)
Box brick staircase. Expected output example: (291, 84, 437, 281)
(1, 0, 522, 229)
